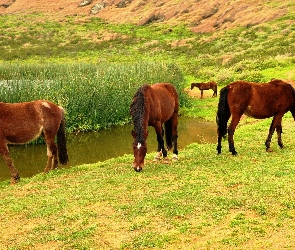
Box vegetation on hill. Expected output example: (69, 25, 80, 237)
(0, 7, 295, 85)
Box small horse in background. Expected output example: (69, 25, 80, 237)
(216, 79, 295, 155)
(130, 83, 179, 172)
(191, 81, 218, 98)
(0, 100, 69, 184)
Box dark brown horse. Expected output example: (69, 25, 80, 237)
(130, 83, 179, 172)
(191, 81, 218, 98)
(216, 79, 295, 155)
(0, 100, 69, 184)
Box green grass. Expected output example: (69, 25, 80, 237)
(1, 115, 295, 249)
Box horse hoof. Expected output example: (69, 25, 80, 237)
(153, 151, 162, 162)
(10, 177, 20, 185)
(266, 148, 273, 152)
(172, 154, 178, 162)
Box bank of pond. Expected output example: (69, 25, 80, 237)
(0, 116, 216, 182)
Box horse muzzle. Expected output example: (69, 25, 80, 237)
(132, 162, 143, 172)
(134, 166, 142, 172)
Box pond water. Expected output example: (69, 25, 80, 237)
(0, 116, 216, 181)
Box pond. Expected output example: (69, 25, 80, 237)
(0, 116, 216, 181)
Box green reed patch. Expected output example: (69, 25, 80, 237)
(0, 62, 188, 132)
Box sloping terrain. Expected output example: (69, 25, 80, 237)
(0, 0, 290, 32)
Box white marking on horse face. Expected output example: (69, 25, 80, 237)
(42, 102, 51, 108)
(137, 142, 141, 149)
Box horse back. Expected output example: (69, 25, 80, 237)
(35, 100, 64, 125)
(227, 80, 294, 119)
(194, 82, 209, 90)
(0, 100, 63, 143)
(148, 83, 179, 122)
(209, 81, 218, 90)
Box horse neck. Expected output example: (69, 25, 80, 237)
(131, 88, 149, 144)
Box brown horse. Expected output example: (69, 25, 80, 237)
(0, 100, 69, 184)
(191, 81, 218, 98)
(216, 79, 295, 155)
(130, 83, 179, 172)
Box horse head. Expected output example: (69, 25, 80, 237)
(131, 130, 148, 172)
(191, 82, 201, 90)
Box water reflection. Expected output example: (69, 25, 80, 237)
(0, 117, 216, 181)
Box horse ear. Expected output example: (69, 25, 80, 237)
(131, 130, 136, 138)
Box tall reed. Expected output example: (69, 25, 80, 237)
(0, 62, 188, 132)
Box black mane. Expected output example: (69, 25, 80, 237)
(130, 84, 148, 143)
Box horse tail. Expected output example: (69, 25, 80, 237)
(287, 83, 295, 115)
(216, 86, 230, 138)
(57, 110, 69, 165)
(165, 119, 173, 150)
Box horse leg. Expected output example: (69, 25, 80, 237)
(201, 90, 203, 98)
(265, 115, 283, 152)
(212, 88, 215, 97)
(153, 126, 165, 161)
(0, 141, 20, 184)
(155, 125, 169, 163)
(213, 88, 217, 97)
(153, 137, 163, 161)
(228, 116, 241, 155)
(43, 133, 58, 173)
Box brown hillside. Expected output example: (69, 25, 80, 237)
(0, 0, 289, 32)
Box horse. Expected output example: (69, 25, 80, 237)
(0, 100, 69, 184)
(216, 79, 295, 155)
(130, 82, 179, 172)
(191, 81, 218, 98)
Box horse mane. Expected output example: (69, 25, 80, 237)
(130, 84, 149, 143)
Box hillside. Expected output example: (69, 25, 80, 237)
(0, 0, 290, 33)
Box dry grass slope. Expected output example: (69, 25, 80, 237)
(0, 0, 290, 33)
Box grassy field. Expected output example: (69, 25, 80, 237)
(1, 111, 295, 249)
(1, 5, 295, 249)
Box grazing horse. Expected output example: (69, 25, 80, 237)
(216, 79, 295, 155)
(130, 83, 179, 172)
(191, 81, 218, 98)
(0, 100, 69, 184)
